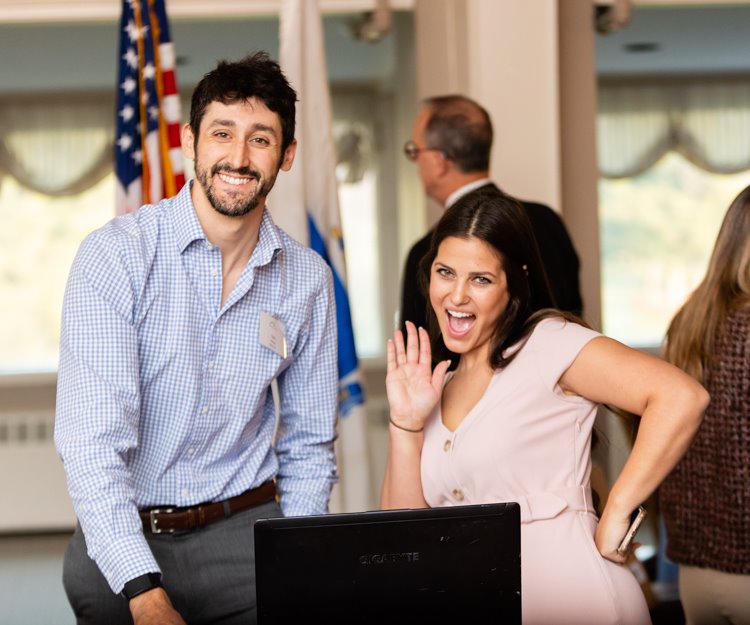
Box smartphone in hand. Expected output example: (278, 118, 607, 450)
(617, 506, 647, 554)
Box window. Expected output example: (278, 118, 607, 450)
(0, 90, 393, 373)
(0, 12, 416, 377)
(0, 94, 115, 374)
(598, 80, 750, 347)
(600, 152, 750, 347)
(338, 170, 383, 358)
(0, 176, 115, 373)
(333, 91, 394, 360)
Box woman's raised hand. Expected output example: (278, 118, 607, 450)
(386, 321, 450, 432)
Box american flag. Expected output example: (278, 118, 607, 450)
(115, 0, 184, 215)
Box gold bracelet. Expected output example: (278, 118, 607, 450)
(389, 418, 424, 433)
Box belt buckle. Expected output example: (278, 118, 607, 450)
(149, 508, 175, 534)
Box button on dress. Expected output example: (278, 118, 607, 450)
(420, 318, 651, 625)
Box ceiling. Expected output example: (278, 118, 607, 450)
(0, 4, 749, 95)
(595, 3, 750, 77)
(0, 12, 405, 95)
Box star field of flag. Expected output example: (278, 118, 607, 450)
(116, 0, 184, 214)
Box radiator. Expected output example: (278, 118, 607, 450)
(0, 411, 75, 532)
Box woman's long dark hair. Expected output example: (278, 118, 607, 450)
(419, 188, 564, 370)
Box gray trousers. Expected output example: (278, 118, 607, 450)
(62, 499, 282, 625)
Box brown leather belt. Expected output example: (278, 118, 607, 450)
(140, 481, 276, 534)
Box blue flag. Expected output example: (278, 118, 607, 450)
(274, 0, 372, 512)
(274, 0, 365, 416)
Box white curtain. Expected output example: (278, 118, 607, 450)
(4, 80, 750, 195)
(598, 79, 750, 178)
(0, 91, 370, 197)
(0, 94, 113, 196)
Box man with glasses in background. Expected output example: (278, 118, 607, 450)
(399, 95, 583, 333)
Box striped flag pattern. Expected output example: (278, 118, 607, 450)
(274, 0, 373, 512)
(115, 0, 184, 215)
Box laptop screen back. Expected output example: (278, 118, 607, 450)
(254, 502, 521, 624)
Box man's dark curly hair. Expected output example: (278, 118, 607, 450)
(189, 51, 297, 153)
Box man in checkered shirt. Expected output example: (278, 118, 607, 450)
(55, 52, 338, 625)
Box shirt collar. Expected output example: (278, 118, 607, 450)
(171, 181, 208, 253)
(170, 181, 283, 265)
(253, 207, 284, 267)
(445, 177, 492, 208)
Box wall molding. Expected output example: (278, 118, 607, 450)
(0, 0, 413, 24)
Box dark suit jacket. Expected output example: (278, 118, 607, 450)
(399, 183, 583, 332)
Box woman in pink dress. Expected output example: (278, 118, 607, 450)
(381, 189, 708, 625)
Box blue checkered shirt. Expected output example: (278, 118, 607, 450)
(54, 182, 338, 593)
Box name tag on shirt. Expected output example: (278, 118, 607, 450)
(260, 312, 288, 359)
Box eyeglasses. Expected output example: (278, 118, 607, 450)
(403, 140, 443, 162)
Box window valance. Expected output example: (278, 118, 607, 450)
(598, 80, 750, 179)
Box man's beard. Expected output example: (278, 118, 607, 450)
(196, 162, 277, 218)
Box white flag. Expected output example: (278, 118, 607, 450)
(272, 0, 374, 513)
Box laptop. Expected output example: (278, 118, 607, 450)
(254, 502, 521, 624)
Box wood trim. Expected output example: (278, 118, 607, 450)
(0, 0, 414, 24)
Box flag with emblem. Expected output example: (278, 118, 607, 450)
(116, 0, 184, 215)
(273, 0, 372, 512)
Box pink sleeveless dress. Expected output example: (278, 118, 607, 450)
(421, 318, 651, 625)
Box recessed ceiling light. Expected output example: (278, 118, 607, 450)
(624, 42, 660, 53)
